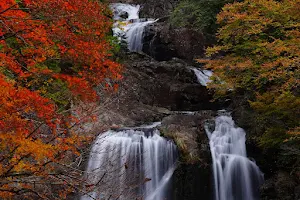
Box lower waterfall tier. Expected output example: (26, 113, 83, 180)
(81, 124, 177, 200)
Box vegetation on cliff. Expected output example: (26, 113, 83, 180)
(170, 0, 234, 41)
(0, 0, 121, 198)
(197, 0, 299, 175)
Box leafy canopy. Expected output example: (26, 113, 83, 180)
(0, 0, 121, 198)
(198, 0, 300, 146)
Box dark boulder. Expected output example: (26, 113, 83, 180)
(143, 21, 205, 61)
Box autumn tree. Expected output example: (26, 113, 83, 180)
(0, 0, 121, 199)
(199, 0, 300, 146)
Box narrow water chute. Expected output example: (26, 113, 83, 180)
(192, 68, 213, 86)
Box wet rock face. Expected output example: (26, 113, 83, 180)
(143, 21, 205, 61)
(171, 28, 205, 60)
(120, 56, 218, 111)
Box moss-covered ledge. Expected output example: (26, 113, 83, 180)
(159, 111, 215, 200)
(159, 111, 214, 164)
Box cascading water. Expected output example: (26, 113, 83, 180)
(110, 3, 140, 21)
(205, 113, 264, 200)
(110, 3, 156, 53)
(81, 123, 177, 200)
(125, 20, 155, 52)
(192, 68, 213, 86)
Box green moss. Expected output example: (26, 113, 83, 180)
(159, 127, 200, 164)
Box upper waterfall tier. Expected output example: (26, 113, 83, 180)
(110, 3, 156, 53)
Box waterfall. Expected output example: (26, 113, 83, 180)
(192, 68, 213, 86)
(205, 113, 264, 200)
(81, 123, 177, 200)
(110, 3, 156, 53)
(125, 20, 155, 52)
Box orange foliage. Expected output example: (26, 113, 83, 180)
(0, 0, 121, 198)
(201, 0, 300, 94)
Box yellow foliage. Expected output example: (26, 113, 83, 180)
(199, 0, 300, 144)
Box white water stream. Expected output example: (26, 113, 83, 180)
(81, 123, 177, 200)
(205, 113, 264, 200)
(111, 3, 156, 53)
(192, 68, 213, 86)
